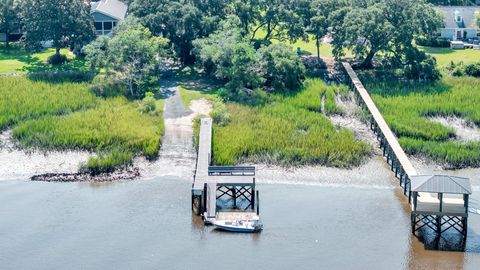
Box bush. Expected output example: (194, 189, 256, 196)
(47, 54, 68, 65)
(139, 92, 157, 113)
(210, 101, 230, 126)
(403, 48, 441, 81)
(89, 75, 127, 97)
(464, 63, 480, 77)
(416, 36, 450, 48)
(452, 65, 465, 77)
(257, 43, 306, 93)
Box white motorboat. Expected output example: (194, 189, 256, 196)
(213, 219, 263, 233)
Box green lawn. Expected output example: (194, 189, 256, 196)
(0, 45, 79, 74)
(419, 46, 480, 67)
(0, 76, 165, 173)
(364, 76, 480, 168)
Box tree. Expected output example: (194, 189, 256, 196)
(85, 18, 168, 98)
(193, 16, 263, 95)
(306, 0, 345, 62)
(21, 0, 95, 55)
(0, 0, 21, 48)
(477, 12, 480, 29)
(331, 0, 443, 69)
(246, 0, 307, 44)
(130, 0, 228, 64)
(257, 43, 305, 92)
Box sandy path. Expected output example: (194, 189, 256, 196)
(135, 81, 211, 179)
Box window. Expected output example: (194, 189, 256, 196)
(456, 15, 462, 22)
(103, 22, 113, 30)
(94, 22, 103, 30)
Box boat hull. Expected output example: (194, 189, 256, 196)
(214, 224, 262, 233)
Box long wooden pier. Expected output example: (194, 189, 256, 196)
(191, 118, 259, 224)
(342, 63, 472, 244)
(342, 63, 417, 198)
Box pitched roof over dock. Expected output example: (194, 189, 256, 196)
(411, 175, 472, 194)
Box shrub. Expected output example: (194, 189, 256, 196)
(452, 65, 465, 77)
(464, 63, 480, 77)
(47, 54, 68, 65)
(139, 92, 157, 113)
(89, 75, 127, 97)
(210, 101, 230, 126)
(403, 49, 441, 81)
(416, 36, 450, 48)
(257, 43, 306, 93)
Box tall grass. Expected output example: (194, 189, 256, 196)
(364, 75, 480, 168)
(13, 97, 163, 157)
(0, 76, 96, 130)
(213, 79, 371, 167)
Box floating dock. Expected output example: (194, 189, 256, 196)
(342, 63, 472, 244)
(191, 118, 259, 224)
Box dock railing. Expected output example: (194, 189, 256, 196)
(342, 62, 417, 201)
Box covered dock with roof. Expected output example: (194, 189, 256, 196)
(410, 175, 472, 238)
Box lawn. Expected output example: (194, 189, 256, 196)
(364, 75, 480, 168)
(419, 46, 480, 67)
(0, 45, 81, 74)
(0, 76, 165, 173)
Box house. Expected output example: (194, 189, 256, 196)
(437, 6, 479, 40)
(90, 0, 128, 36)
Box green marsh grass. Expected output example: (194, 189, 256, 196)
(212, 79, 371, 166)
(365, 75, 480, 168)
(13, 96, 164, 160)
(0, 76, 96, 130)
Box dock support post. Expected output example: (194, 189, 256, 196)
(252, 178, 256, 210)
(232, 187, 237, 209)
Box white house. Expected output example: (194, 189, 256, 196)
(437, 6, 479, 40)
(91, 0, 128, 36)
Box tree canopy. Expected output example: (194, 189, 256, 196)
(331, 0, 443, 69)
(21, 0, 95, 54)
(129, 0, 229, 64)
(84, 18, 169, 98)
(0, 0, 21, 48)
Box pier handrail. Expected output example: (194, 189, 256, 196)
(208, 166, 256, 176)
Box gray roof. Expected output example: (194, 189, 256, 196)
(411, 175, 472, 194)
(436, 6, 479, 29)
(91, 0, 128, 20)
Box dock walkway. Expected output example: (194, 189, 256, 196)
(191, 118, 258, 224)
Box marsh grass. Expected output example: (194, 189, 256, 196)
(1, 76, 164, 173)
(0, 76, 96, 130)
(364, 75, 480, 168)
(212, 79, 371, 166)
(13, 97, 164, 161)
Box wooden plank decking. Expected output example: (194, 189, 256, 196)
(342, 63, 417, 178)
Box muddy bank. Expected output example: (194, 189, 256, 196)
(31, 168, 140, 182)
(429, 115, 480, 142)
(0, 130, 92, 180)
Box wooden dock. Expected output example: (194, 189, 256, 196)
(342, 63, 472, 244)
(343, 63, 417, 198)
(191, 118, 259, 224)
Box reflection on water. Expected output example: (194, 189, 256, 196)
(1, 178, 479, 270)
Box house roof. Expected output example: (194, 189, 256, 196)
(91, 0, 128, 20)
(411, 175, 472, 195)
(436, 6, 479, 29)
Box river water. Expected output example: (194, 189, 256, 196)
(1, 82, 480, 269)
(0, 176, 479, 270)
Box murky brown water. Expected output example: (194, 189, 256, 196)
(0, 176, 479, 270)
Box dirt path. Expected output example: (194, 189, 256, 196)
(135, 81, 211, 179)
